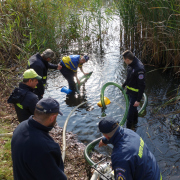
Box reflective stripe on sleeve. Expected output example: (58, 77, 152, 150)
(16, 103, 23, 109)
(27, 60, 30, 68)
(126, 86, 139, 92)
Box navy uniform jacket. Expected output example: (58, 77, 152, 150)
(7, 83, 38, 122)
(11, 116, 67, 180)
(122, 57, 145, 102)
(27, 53, 57, 98)
(102, 127, 161, 180)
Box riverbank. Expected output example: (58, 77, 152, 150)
(0, 94, 102, 179)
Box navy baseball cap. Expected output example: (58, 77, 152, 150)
(36, 97, 63, 115)
(98, 117, 119, 133)
(83, 55, 89, 62)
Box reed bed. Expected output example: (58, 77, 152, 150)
(1, 0, 180, 72)
(0, 0, 85, 67)
(0, 0, 112, 68)
(114, 0, 180, 73)
(0, 0, 108, 96)
(0, 0, 116, 97)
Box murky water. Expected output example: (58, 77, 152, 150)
(44, 14, 180, 180)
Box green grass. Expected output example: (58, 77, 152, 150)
(0, 120, 13, 180)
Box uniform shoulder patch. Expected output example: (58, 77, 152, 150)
(115, 168, 126, 173)
(115, 168, 126, 180)
(138, 71, 144, 74)
(116, 173, 126, 180)
(138, 74, 144, 79)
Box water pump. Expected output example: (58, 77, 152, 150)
(90, 157, 114, 180)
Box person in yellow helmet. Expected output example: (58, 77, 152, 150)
(8, 69, 41, 122)
(59, 55, 89, 92)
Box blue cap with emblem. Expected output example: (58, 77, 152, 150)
(36, 97, 63, 115)
(83, 55, 89, 62)
(98, 117, 119, 133)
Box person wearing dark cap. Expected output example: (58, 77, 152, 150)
(8, 69, 41, 123)
(121, 50, 146, 130)
(98, 117, 162, 180)
(27, 49, 62, 99)
(59, 54, 89, 92)
(11, 97, 67, 180)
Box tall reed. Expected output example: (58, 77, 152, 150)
(114, 0, 180, 73)
(0, 0, 111, 68)
(0, 0, 89, 67)
(0, 0, 87, 95)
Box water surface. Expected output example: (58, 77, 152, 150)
(44, 14, 180, 180)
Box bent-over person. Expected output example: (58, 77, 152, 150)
(98, 117, 162, 180)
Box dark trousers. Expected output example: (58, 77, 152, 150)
(126, 95, 138, 130)
(60, 66, 76, 91)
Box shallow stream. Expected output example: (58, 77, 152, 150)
(44, 13, 180, 180)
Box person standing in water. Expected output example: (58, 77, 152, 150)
(122, 50, 146, 130)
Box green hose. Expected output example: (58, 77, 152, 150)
(84, 82, 148, 166)
(76, 72, 93, 94)
(100, 82, 129, 125)
(138, 93, 148, 116)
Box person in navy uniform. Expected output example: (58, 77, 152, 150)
(8, 69, 41, 122)
(98, 117, 162, 180)
(27, 49, 62, 99)
(11, 97, 67, 180)
(122, 50, 146, 130)
(59, 55, 89, 92)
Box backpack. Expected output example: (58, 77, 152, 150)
(8, 88, 28, 104)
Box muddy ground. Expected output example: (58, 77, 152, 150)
(0, 96, 103, 180)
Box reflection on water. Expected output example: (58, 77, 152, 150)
(44, 13, 180, 180)
(65, 93, 87, 107)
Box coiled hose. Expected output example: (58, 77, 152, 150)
(84, 82, 148, 166)
(62, 82, 148, 165)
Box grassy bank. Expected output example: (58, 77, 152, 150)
(0, 125, 13, 180)
(0, 98, 16, 180)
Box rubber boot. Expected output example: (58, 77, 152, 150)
(132, 111, 138, 131)
(126, 121, 133, 129)
(61, 86, 73, 94)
